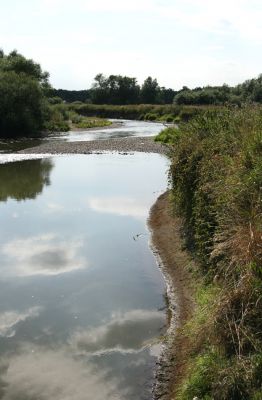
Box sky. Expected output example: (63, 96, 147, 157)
(1, 0, 262, 90)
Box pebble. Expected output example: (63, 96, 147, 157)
(18, 137, 168, 155)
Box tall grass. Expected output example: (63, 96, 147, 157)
(156, 106, 262, 399)
(69, 103, 219, 122)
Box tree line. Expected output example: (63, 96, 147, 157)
(1, 48, 262, 138)
(51, 74, 176, 105)
(52, 73, 262, 106)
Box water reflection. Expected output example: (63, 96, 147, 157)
(0, 159, 53, 202)
(71, 309, 165, 355)
(0, 307, 42, 338)
(0, 345, 121, 400)
(2, 234, 85, 276)
(88, 196, 148, 219)
(0, 154, 168, 400)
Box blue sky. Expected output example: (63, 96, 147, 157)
(1, 0, 262, 90)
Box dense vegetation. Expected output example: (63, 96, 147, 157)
(69, 102, 213, 123)
(52, 74, 262, 107)
(0, 50, 50, 138)
(49, 88, 90, 103)
(0, 51, 112, 138)
(156, 107, 262, 399)
(52, 74, 176, 105)
(174, 76, 262, 106)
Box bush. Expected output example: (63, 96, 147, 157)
(157, 106, 262, 399)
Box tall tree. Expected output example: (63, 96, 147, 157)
(0, 50, 49, 138)
(140, 76, 160, 104)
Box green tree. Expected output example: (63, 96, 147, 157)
(140, 76, 160, 104)
(0, 50, 49, 138)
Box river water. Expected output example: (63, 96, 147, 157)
(0, 119, 165, 153)
(0, 121, 168, 400)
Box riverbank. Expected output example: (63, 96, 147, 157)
(18, 136, 167, 155)
(149, 192, 195, 400)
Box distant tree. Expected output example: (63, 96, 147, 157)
(90, 73, 109, 104)
(90, 73, 140, 104)
(140, 76, 160, 104)
(50, 89, 90, 103)
(159, 87, 177, 104)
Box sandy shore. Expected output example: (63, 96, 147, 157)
(18, 136, 167, 155)
(149, 192, 195, 400)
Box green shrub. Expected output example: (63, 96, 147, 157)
(159, 106, 262, 399)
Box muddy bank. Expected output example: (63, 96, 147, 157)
(18, 136, 167, 155)
(148, 191, 195, 399)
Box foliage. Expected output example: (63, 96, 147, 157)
(140, 76, 160, 104)
(157, 106, 262, 399)
(50, 73, 262, 107)
(172, 75, 262, 106)
(50, 88, 90, 103)
(90, 73, 140, 105)
(70, 102, 211, 122)
(44, 103, 70, 132)
(0, 50, 50, 138)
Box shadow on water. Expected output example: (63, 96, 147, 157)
(0, 159, 53, 202)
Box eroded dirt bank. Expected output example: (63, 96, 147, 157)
(148, 191, 195, 400)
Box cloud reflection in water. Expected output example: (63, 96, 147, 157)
(1, 234, 85, 276)
(0, 307, 42, 338)
(88, 196, 149, 220)
(71, 309, 165, 355)
(0, 346, 121, 400)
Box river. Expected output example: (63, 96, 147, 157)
(0, 121, 168, 399)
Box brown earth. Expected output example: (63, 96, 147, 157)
(148, 191, 196, 399)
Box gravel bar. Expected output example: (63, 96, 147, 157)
(18, 136, 168, 155)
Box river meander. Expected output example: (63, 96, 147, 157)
(0, 149, 168, 399)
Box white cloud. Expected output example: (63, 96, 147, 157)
(0, 307, 42, 338)
(1, 234, 85, 276)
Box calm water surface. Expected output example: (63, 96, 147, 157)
(63, 119, 165, 142)
(0, 153, 168, 400)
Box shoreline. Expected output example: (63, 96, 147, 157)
(148, 192, 195, 399)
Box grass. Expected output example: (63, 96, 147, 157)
(44, 105, 112, 132)
(156, 105, 262, 399)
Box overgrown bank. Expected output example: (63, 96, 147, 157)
(156, 106, 262, 399)
(70, 103, 216, 123)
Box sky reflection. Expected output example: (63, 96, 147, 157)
(0, 153, 168, 399)
(1, 234, 85, 276)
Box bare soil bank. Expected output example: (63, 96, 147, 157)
(149, 191, 195, 400)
